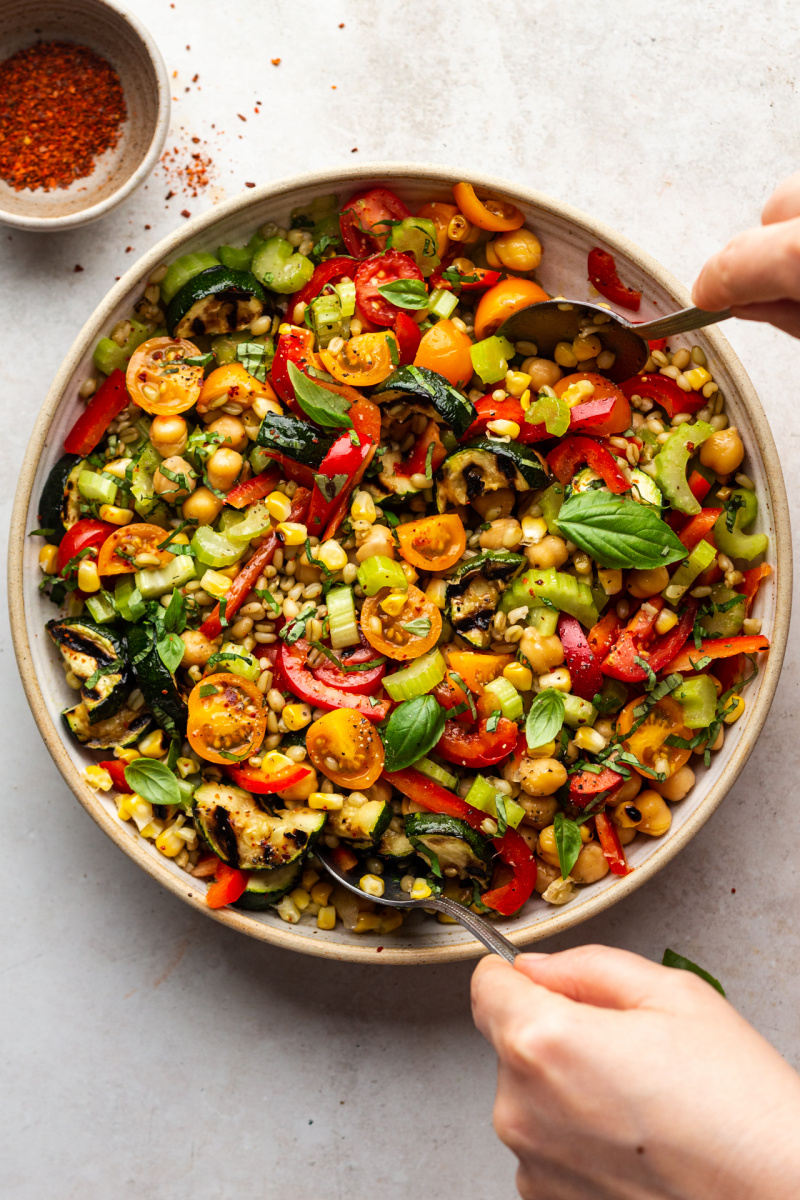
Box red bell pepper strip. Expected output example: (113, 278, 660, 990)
(587, 611, 623, 660)
(588, 248, 641, 311)
(64, 370, 131, 456)
(307, 432, 368, 538)
(594, 811, 631, 876)
(277, 638, 390, 722)
(461, 395, 552, 445)
(394, 419, 448, 478)
(206, 862, 248, 909)
(646, 600, 698, 675)
(665, 634, 770, 674)
(619, 373, 705, 419)
(601, 598, 664, 680)
(557, 614, 603, 702)
(290, 255, 357, 312)
(738, 563, 771, 615)
(688, 470, 712, 504)
(679, 508, 723, 551)
(320, 395, 381, 540)
(270, 326, 319, 412)
(435, 717, 519, 768)
(55, 517, 115, 576)
(225, 466, 281, 510)
(648, 337, 667, 352)
(547, 437, 631, 494)
(570, 765, 625, 807)
(714, 653, 747, 694)
(382, 768, 537, 916)
(98, 759, 130, 790)
(227, 762, 312, 793)
(199, 488, 311, 639)
(393, 311, 422, 364)
(254, 451, 316, 490)
(429, 259, 501, 292)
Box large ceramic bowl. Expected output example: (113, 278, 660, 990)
(8, 165, 791, 963)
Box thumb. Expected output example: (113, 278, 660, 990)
(471, 954, 572, 1051)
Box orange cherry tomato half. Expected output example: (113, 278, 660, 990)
(452, 182, 525, 232)
(306, 709, 385, 790)
(474, 279, 550, 341)
(198, 362, 277, 414)
(416, 200, 458, 258)
(187, 673, 267, 765)
(318, 332, 397, 386)
(615, 694, 692, 780)
(413, 319, 473, 387)
(447, 651, 513, 694)
(126, 336, 205, 416)
(396, 513, 466, 571)
(96, 522, 174, 576)
(361, 584, 442, 661)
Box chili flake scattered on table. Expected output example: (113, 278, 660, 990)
(0, 42, 127, 192)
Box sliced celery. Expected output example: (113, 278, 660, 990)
(218, 244, 254, 272)
(483, 677, 523, 721)
(470, 335, 514, 385)
(114, 578, 146, 621)
(252, 237, 314, 294)
(85, 591, 117, 625)
(160, 252, 220, 305)
(527, 605, 559, 637)
(226, 502, 272, 543)
(191, 526, 245, 569)
(428, 287, 459, 321)
(672, 674, 717, 729)
(539, 483, 566, 535)
(356, 555, 408, 596)
(465, 775, 526, 829)
(383, 649, 446, 701)
(662, 539, 716, 603)
(389, 217, 440, 275)
(78, 470, 117, 506)
(311, 291, 343, 348)
(92, 318, 150, 376)
(135, 556, 196, 600)
(562, 693, 597, 729)
(526, 388, 570, 437)
(414, 757, 458, 790)
(212, 642, 261, 682)
(327, 586, 360, 648)
(335, 279, 356, 318)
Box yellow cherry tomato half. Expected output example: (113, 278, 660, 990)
(96, 522, 174, 576)
(126, 336, 205, 416)
(413, 319, 473, 388)
(187, 673, 266, 765)
(452, 182, 525, 232)
(306, 709, 385, 790)
(616, 694, 692, 780)
(198, 361, 278, 415)
(397, 513, 466, 572)
(361, 584, 442, 661)
(318, 332, 397, 387)
(416, 200, 458, 258)
(474, 278, 550, 341)
(447, 651, 513, 694)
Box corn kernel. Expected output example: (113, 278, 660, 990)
(410, 878, 433, 901)
(77, 559, 101, 593)
(98, 504, 133, 526)
(684, 366, 712, 391)
(504, 370, 532, 398)
(278, 322, 292, 335)
(487, 419, 520, 438)
(265, 490, 293, 522)
(201, 569, 233, 599)
(354, 913, 383, 933)
(598, 568, 623, 595)
(252, 396, 282, 420)
(350, 490, 377, 523)
(308, 791, 345, 810)
(359, 873, 385, 897)
(400, 561, 418, 585)
(380, 591, 407, 616)
(503, 662, 533, 691)
(311, 881, 333, 906)
(436, 911, 458, 924)
(38, 544, 58, 574)
(572, 334, 602, 361)
(317, 539, 348, 571)
(277, 521, 308, 546)
(724, 695, 745, 724)
(114, 746, 140, 763)
(138, 729, 165, 758)
(116, 793, 136, 821)
(560, 379, 596, 407)
(425, 578, 448, 609)
(261, 750, 293, 772)
(289, 887, 311, 911)
(573, 727, 607, 754)
(381, 913, 404, 933)
(655, 608, 679, 635)
(554, 341, 578, 368)
(156, 825, 184, 857)
(519, 388, 532, 411)
(103, 457, 132, 479)
(171, 533, 190, 545)
(276, 895, 301, 924)
(521, 515, 547, 543)
(539, 667, 571, 692)
(83, 764, 113, 791)
(140, 819, 164, 840)
(176, 756, 198, 778)
(283, 702, 312, 731)
(317, 904, 337, 930)
(528, 739, 557, 758)
(301, 868, 320, 891)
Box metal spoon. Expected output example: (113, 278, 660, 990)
(314, 845, 520, 962)
(498, 300, 732, 383)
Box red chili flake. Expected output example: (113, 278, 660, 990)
(73, 264, 84, 272)
(191, 136, 200, 144)
(351, 147, 358, 153)
(271, 58, 281, 66)
(192, 74, 199, 83)
(339, 22, 345, 27)
(144, 224, 151, 230)
(166, 190, 175, 199)
(245, 182, 256, 188)
(181, 209, 191, 218)
(237, 113, 247, 122)
(0, 42, 126, 192)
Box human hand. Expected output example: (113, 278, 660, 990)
(472, 944, 800, 1200)
(693, 171, 800, 336)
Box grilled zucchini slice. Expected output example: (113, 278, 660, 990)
(47, 618, 130, 722)
(379, 816, 416, 860)
(372, 365, 476, 438)
(326, 792, 393, 848)
(166, 266, 267, 338)
(436, 438, 548, 510)
(405, 812, 493, 881)
(38, 453, 85, 544)
(446, 550, 525, 649)
(63, 702, 154, 748)
(194, 782, 325, 870)
(234, 861, 302, 911)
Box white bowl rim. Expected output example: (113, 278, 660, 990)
(8, 161, 792, 963)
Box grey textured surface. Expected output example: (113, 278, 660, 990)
(1, 2, 798, 1197)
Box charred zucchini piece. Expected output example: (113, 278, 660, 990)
(127, 622, 188, 737)
(372, 365, 476, 438)
(63, 702, 154, 748)
(256, 412, 336, 466)
(405, 812, 493, 881)
(436, 438, 548, 510)
(166, 266, 267, 338)
(446, 550, 525, 649)
(234, 861, 303, 910)
(47, 618, 129, 722)
(194, 782, 325, 870)
(379, 816, 416, 860)
(38, 453, 85, 544)
(326, 793, 393, 848)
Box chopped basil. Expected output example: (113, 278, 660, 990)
(288, 361, 353, 428)
(486, 710, 501, 733)
(256, 587, 282, 614)
(553, 812, 583, 880)
(633, 655, 657, 691)
(84, 659, 125, 691)
(236, 342, 268, 382)
(525, 688, 565, 750)
(381, 695, 446, 772)
(199, 683, 219, 697)
(402, 617, 432, 638)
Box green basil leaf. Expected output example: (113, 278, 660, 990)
(236, 342, 268, 382)
(553, 812, 583, 880)
(163, 588, 187, 635)
(525, 688, 565, 750)
(486, 710, 500, 733)
(288, 360, 353, 428)
(376, 278, 430, 310)
(124, 758, 181, 807)
(402, 617, 432, 638)
(382, 695, 446, 772)
(199, 683, 219, 697)
(662, 949, 726, 996)
(313, 472, 349, 503)
(157, 632, 185, 674)
(557, 492, 688, 570)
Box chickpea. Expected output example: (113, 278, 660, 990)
(570, 843, 610, 884)
(355, 524, 394, 563)
(519, 757, 568, 797)
(183, 486, 224, 525)
(628, 566, 669, 599)
(521, 357, 563, 390)
(534, 856, 560, 894)
(471, 488, 515, 521)
(180, 629, 219, 666)
(294, 552, 322, 585)
(479, 517, 522, 551)
(364, 779, 392, 806)
(206, 446, 244, 493)
(636, 789, 672, 836)
(536, 824, 561, 868)
(524, 534, 569, 570)
(153, 455, 196, 501)
(520, 793, 559, 829)
(652, 764, 696, 803)
(519, 629, 564, 675)
(611, 798, 644, 829)
(277, 766, 318, 803)
(491, 228, 543, 273)
(517, 824, 538, 853)
(617, 825, 637, 845)
(206, 414, 248, 453)
(614, 772, 642, 805)
(150, 414, 188, 457)
(699, 426, 745, 476)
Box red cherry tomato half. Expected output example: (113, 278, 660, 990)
(339, 188, 411, 258)
(435, 717, 519, 768)
(55, 518, 115, 577)
(354, 251, 424, 327)
(311, 634, 387, 694)
(393, 310, 423, 364)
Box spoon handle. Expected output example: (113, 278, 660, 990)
(431, 895, 521, 962)
(632, 306, 732, 341)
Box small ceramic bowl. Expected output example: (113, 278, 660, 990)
(0, 0, 169, 231)
(8, 165, 792, 963)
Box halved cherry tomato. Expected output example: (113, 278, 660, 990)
(187, 673, 267, 765)
(307, 431, 368, 538)
(601, 598, 664, 681)
(290, 255, 358, 312)
(270, 325, 320, 411)
(452, 182, 525, 232)
(276, 638, 390, 722)
(474, 278, 549, 340)
(587, 611, 623, 660)
(126, 337, 204, 416)
(393, 419, 447, 480)
(396, 513, 466, 571)
(96, 522, 174, 576)
(225, 466, 282, 510)
(227, 761, 312, 793)
(557, 613, 603, 702)
(306, 708, 385, 789)
(417, 201, 458, 257)
(354, 250, 424, 327)
(55, 518, 115, 576)
(205, 861, 248, 909)
(361, 585, 442, 660)
(435, 716, 519, 767)
(197, 362, 276, 414)
(310, 633, 387, 695)
(339, 187, 411, 258)
(553, 373, 632, 436)
(616, 693, 692, 780)
(413, 319, 473, 387)
(429, 258, 501, 293)
(431, 670, 472, 723)
(318, 331, 397, 386)
(393, 310, 423, 364)
(447, 651, 513, 693)
(587, 248, 641, 312)
(64, 370, 130, 456)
